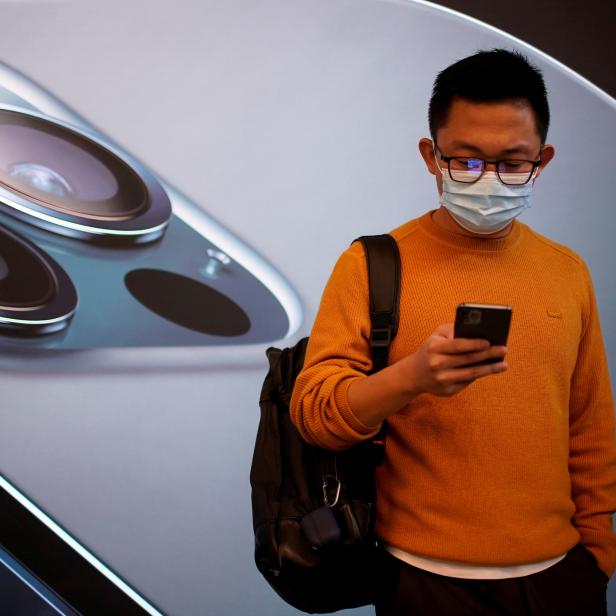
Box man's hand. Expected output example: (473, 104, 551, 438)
(346, 323, 508, 427)
(399, 323, 508, 398)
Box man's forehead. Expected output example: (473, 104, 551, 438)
(446, 140, 537, 156)
(436, 98, 542, 154)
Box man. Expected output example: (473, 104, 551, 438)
(289, 49, 616, 615)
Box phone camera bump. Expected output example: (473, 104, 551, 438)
(463, 309, 482, 326)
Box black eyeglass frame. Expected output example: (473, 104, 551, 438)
(434, 143, 543, 186)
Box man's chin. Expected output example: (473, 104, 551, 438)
(433, 206, 513, 239)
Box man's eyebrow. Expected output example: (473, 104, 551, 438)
(449, 141, 536, 156)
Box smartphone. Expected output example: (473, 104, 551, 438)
(454, 303, 512, 366)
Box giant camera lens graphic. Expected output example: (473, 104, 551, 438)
(0, 63, 301, 349)
(0, 108, 171, 244)
(0, 224, 77, 335)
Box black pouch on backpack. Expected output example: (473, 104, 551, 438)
(250, 234, 400, 614)
(300, 507, 341, 549)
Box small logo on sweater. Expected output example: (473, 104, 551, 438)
(547, 309, 563, 319)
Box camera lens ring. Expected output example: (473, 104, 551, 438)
(0, 224, 78, 335)
(0, 105, 171, 244)
(463, 309, 482, 326)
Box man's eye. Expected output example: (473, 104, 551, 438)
(451, 158, 483, 171)
(500, 161, 525, 171)
(498, 160, 533, 173)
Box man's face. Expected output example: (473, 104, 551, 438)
(419, 97, 555, 195)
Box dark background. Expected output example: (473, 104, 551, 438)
(435, 0, 616, 98)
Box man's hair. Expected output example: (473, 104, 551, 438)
(428, 48, 550, 144)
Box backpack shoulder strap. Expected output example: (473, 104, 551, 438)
(350, 234, 401, 374)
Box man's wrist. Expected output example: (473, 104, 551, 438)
(393, 354, 423, 400)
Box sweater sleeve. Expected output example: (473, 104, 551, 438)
(568, 262, 616, 580)
(289, 241, 382, 450)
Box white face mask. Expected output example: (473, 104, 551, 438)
(436, 160, 536, 235)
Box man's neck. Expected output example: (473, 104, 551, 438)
(431, 206, 513, 239)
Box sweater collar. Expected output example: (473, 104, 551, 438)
(417, 209, 523, 252)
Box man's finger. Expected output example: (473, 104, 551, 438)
(440, 361, 508, 384)
(447, 346, 507, 368)
(433, 323, 454, 339)
(431, 336, 491, 355)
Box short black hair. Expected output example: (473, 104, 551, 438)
(428, 48, 550, 144)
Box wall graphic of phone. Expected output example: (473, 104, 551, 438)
(0, 62, 302, 351)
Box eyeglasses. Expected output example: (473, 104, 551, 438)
(434, 144, 542, 186)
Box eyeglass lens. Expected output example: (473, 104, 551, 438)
(449, 158, 534, 185)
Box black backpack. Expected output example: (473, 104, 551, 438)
(250, 234, 401, 613)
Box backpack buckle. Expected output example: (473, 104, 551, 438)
(370, 326, 392, 347)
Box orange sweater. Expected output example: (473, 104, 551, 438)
(290, 210, 616, 579)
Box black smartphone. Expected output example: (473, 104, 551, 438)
(454, 303, 512, 366)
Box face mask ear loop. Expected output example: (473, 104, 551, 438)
(433, 145, 446, 177)
(529, 166, 540, 185)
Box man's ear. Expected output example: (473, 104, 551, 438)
(418, 137, 438, 175)
(535, 144, 555, 179)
